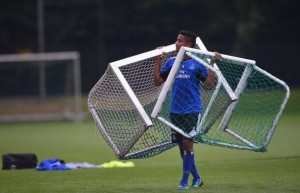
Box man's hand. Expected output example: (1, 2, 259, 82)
(214, 52, 221, 60)
(210, 52, 222, 65)
(154, 46, 166, 86)
(155, 46, 166, 62)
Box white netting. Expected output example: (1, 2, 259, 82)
(88, 46, 178, 159)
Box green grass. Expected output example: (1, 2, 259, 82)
(0, 89, 299, 193)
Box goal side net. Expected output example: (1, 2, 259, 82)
(88, 45, 178, 159)
(194, 37, 290, 151)
(198, 56, 290, 151)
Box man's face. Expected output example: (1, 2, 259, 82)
(175, 34, 192, 52)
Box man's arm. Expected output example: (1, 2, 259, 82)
(203, 52, 221, 89)
(153, 52, 166, 86)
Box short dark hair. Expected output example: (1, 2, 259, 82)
(179, 30, 197, 48)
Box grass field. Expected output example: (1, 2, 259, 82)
(0, 90, 299, 193)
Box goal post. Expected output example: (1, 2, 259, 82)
(0, 51, 84, 122)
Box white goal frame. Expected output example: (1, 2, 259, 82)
(0, 51, 84, 122)
(107, 44, 176, 127)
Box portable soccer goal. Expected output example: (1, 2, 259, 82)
(88, 38, 289, 159)
(0, 52, 84, 122)
(152, 47, 290, 152)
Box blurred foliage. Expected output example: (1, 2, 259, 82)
(0, 0, 299, 92)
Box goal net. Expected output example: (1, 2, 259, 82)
(88, 45, 178, 159)
(193, 37, 290, 151)
(196, 55, 290, 151)
(88, 39, 289, 160)
(0, 52, 84, 122)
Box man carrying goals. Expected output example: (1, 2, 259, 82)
(154, 30, 221, 190)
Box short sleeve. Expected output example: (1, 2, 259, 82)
(160, 57, 175, 81)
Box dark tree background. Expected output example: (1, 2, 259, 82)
(0, 0, 299, 93)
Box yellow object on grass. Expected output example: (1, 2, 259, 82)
(100, 160, 134, 168)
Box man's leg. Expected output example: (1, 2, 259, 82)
(178, 143, 200, 181)
(171, 113, 202, 190)
(179, 138, 196, 188)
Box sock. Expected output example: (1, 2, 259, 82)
(180, 150, 200, 180)
(191, 162, 200, 180)
(180, 151, 194, 185)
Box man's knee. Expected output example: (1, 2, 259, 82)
(182, 138, 194, 151)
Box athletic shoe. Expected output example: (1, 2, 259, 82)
(191, 178, 203, 188)
(177, 184, 188, 191)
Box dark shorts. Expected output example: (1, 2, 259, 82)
(170, 113, 200, 143)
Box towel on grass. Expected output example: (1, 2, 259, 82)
(36, 158, 70, 171)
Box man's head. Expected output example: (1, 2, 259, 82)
(175, 30, 197, 52)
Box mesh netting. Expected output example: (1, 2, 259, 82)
(196, 57, 289, 151)
(88, 47, 178, 159)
